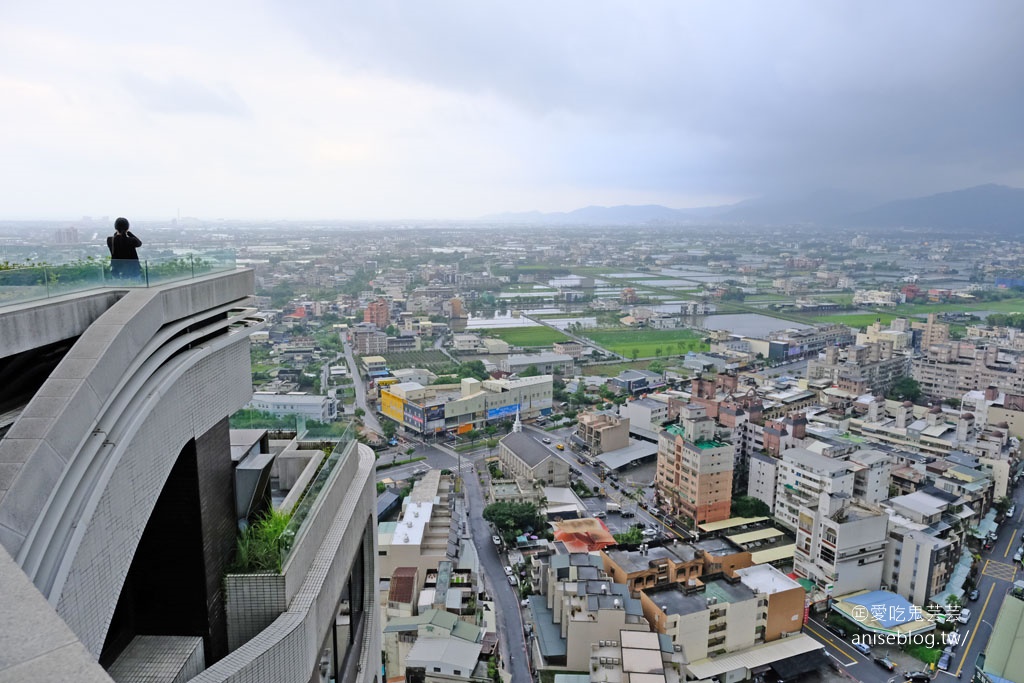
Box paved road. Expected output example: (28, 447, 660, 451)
(452, 447, 534, 683)
(801, 480, 1024, 683)
(341, 336, 382, 434)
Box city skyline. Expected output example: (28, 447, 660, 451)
(3, 1, 1024, 220)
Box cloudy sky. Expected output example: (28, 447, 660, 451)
(2, 1, 1022, 220)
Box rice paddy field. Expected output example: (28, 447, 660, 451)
(481, 326, 570, 346)
(580, 328, 708, 358)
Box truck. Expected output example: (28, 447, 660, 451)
(606, 502, 621, 513)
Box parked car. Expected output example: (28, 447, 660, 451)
(504, 566, 513, 575)
(508, 575, 519, 586)
(905, 671, 931, 682)
(852, 642, 871, 655)
(492, 535, 502, 546)
(958, 608, 971, 624)
(969, 589, 980, 601)
(874, 656, 897, 672)
(937, 653, 951, 671)
(827, 625, 848, 638)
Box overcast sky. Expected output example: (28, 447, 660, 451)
(2, 1, 1022, 220)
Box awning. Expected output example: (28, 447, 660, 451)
(771, 649, 831, 680)
(686, 634, 823, 680)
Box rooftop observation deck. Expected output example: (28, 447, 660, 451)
(0, 251, 236, 309)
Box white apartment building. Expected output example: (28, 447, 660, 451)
(527, 554, 649, 672)
(793, 491, 888, 596)
(248, 390, 338, 421)
(881, 491, 966, 606)
(619, 397, 669, 431)
(774, 448, 855, 532)
(849, 449, 893, 504)
(748, 452, 779, 511)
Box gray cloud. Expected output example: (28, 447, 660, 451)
(273, 0, 1024, 202)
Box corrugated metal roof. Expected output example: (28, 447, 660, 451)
(686, 634, 823, 680)
(750, 544, 796, 564)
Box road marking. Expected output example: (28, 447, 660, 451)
(982, 560, 1018, 581)
(955, 583, 995, 677)
(1005, 530, 1017, 558)
(803, 622, 858, 665)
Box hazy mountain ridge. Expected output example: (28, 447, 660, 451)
(484, 184, 1024, 230)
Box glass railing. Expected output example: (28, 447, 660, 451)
(0, 251, 237, 308)
(279, 423, 356, 561)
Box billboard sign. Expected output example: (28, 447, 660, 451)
(487, 403, 520, 420)
(404, 403, 425, 427)
(425, 404, 445, 422)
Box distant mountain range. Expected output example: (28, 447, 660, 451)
(483, 184, 1024, 231)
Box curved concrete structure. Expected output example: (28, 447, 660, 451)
(0, 270, 380, 682)
(1, 271, 257, 651)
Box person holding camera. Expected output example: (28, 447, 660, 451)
(107, 217, 142, 279)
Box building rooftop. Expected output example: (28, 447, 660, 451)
(735, 564, 802, 595)
(781, 447, 852, 475)
(501, 431, 556, 468)
(704, 578, 757, 605)
(642, 583, 710, 617)
(604, 544, 700, 574)
(694, 537, 745, 557)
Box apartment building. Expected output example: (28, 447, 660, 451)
(602, 544, 704, 593)
(881, 491, 967, 605)
(806, 342, 912, 395)
(377, 471, 455, 577)
(773, 448, 855, 531)
(911, 313, 950, 350)
(848, 449, 893, 504)
(588, 630, 686, 683)
(792, 491, 888, 596)
(913, 341, 1024, 401)
(576, 410, 631, 454)
(619, 396, 670, 431)
(363, 297, 391, 328)
(526, 554, 649, 671)
(640, 567, 821, 682)
(352, 323, 389, 354)
(553, 341, 586, 359)
(656, 404, 735, 526)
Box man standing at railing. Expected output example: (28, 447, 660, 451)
(107, 216, 142, 279)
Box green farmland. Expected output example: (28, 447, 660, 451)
(379, 350, 458, 373)
(809, 313, 898, 329)
(481, 326, 570, 346)
(581, 328, 708, 358)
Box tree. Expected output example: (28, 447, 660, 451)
(354, 407, 365, 418)
(465, 429, 481, 445)
(381, 420, 397, 439)
(519, 364, 541, 377)
(648, 360, 665, 374)
(888, 376, 922, 403)
(613, 527, 645, 545)
(482, 502, 544, 538)
(994, 496, 1013, 516)
(731, 495, 771, 518)
(631, 348, 640, 361)
(458, 360, 490, 381)
(655, 347, 663, 358)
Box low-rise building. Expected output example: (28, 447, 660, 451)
(575, 411, 631, 454)
(498, 430, 570, 487)
(792, 491, 888, 596)
(773, 448, 855, 531)
(527, 553, 649, 672)
(377, 471, 455, 578)
(602, 544, 704, 593)
(501, 352, 574, 375)
(247, 390, 338, 421)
